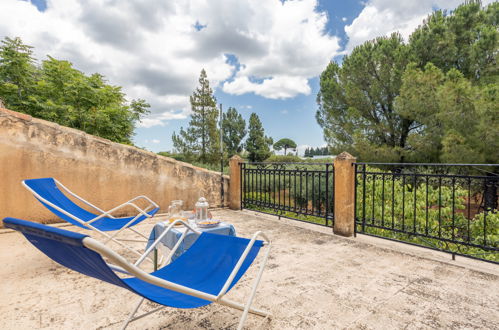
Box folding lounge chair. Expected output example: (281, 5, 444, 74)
(4, 217, 271, 330)
(22, 178, 160, 258)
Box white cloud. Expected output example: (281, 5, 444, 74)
(343, 0, 496, 52)
(221, 0, 340, 99)
(0, 0, 340, 127)
(295, 143, 329, 156)
(144, 138, 160, 144)
(280, 109, 289, 115)
(139, 119, 166, 129)
(137, 111, 185, 128)
(223, 75, 311, 99)
(296, 144, 311, 156)
(342, 17, 347, 22)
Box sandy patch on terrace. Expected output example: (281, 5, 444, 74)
(0, 209, 498, 329)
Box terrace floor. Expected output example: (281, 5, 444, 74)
(1, 209, 498, 329)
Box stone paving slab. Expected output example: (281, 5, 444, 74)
(0, 209, 498, 329)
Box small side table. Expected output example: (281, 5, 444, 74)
(146, 221, 236, 266)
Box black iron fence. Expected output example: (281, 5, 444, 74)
(355, 163, 498, 263)
(241, 162, 334, 226)
(239, 160, 497, 263)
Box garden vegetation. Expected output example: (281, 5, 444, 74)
(0, 37, 150, 145)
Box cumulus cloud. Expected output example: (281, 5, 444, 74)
(137, 111, 185, 128)
(296, 144, 311, 156)
(343, 0, 496, 52)
(0, 0, 340, 126)
(223, 75, 311, 99)
(221, 0, 340, 98)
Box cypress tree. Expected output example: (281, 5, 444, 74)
(245, 113, 273, 162)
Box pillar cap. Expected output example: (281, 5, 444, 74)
(335, 151, 356, 161)
(230, 155, 243, 161)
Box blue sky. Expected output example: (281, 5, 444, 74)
(3, 0, 487, 155)
(135, 0, 366, 154)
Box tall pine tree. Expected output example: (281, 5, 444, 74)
(173, 69, 220, 164)
(245, 113, 273, 162)
(222, 106, 246, 157)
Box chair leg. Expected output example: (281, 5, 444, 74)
(217, 298, 271, 318)
(116, 238, 148, 243)
(127, 227, 150, 240)
(94, 229, 147, 259)
(121, 297, 167, 329)
(95, 230, 154, 264)
(121, 297, 145, 330)
(237, 244, 272, 330)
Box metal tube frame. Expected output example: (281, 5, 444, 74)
(22, 179, 159, 261)
(83, 229, 272, 330)
(134, 219, 201, 268)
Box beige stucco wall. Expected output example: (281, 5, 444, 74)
(0, 108, 229, 226)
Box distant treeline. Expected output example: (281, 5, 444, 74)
(304, 146, 331, 157)
(171, 69, 275, 165)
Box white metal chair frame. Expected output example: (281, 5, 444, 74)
(84, 219, 272, 330)
(22, 179, 159, 260)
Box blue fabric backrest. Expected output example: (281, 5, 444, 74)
(122, 232, 264, 308)
(3, 217, 128, 289)
(157, 232, 264, 295)
(4, 217, 267, 310)
(23, 178, 99, 226)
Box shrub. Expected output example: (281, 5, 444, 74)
(264, 154, 303, 163)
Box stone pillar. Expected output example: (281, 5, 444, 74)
(333, 152, 356, 236)
(229, 155, 243, 210)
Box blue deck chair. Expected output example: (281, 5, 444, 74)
(4, 217, 271, 330)
(22, 178, 160, 258)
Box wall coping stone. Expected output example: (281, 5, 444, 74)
(0, 107, 229, 179)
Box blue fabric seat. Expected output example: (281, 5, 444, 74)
(3, 217, 263, 309)
(23, 178, 159, 231)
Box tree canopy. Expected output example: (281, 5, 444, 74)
(316, 0, 498, 163)
(273, 138, 297, 155)
(396, 63, 498, 163)
(0, 37, 149, 144)
(410, 1, 498, 83)
(316, 33, 412, 162)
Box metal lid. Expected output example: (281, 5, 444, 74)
(195, 197, 209, 207)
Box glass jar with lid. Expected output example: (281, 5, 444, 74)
(168, 200, 185, 224)
(195, 197, 209, 225)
